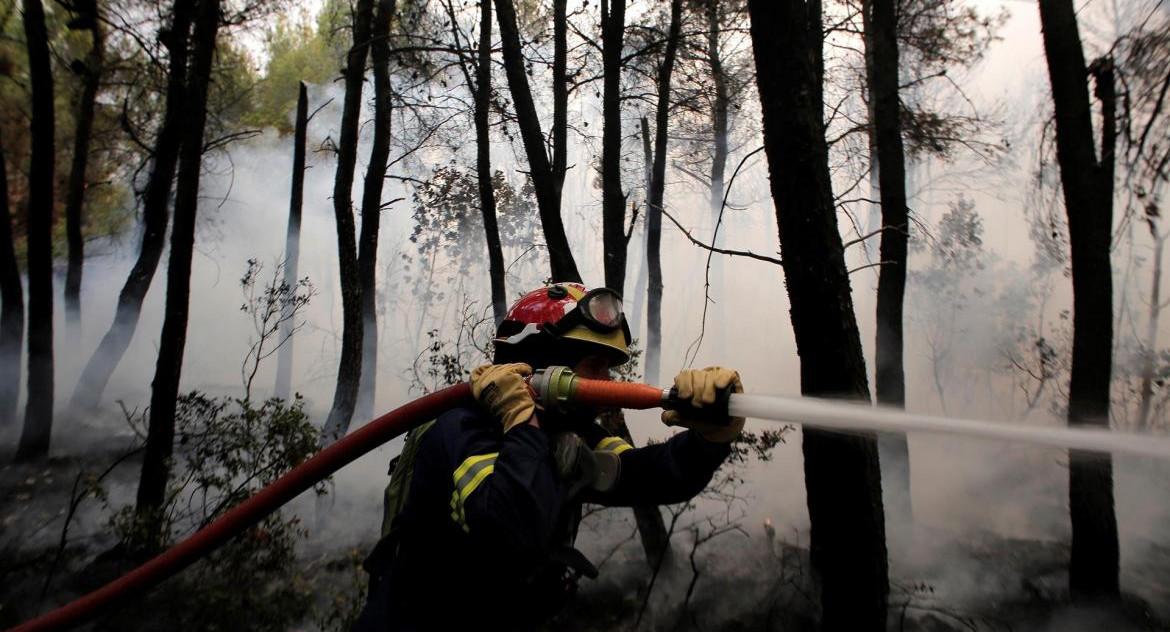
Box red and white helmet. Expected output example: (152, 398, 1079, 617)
(494, 282, 631, 367)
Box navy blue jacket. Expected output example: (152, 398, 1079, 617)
(352, 405, 730, 631)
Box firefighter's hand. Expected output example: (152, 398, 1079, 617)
(661, 367, 744, 443)
(470, 363, 537, 432)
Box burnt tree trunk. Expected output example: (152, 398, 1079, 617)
(863, 0, 912, 527)
(0, 126, 22, 429)
(64, 1, 103, 335)
(16, 0, 57, 461)
(601, 0, 627, 292)
(71, 3, 193, 411)
(474, 0, 506, 323)
(645, 0, 682, 387)
(135, 0, 219, 533)
(704, 0, 730, 354)
(1137, 220, 1165, 431)
(275, 82, 309, 401)
(494, 0, 580, 282)
(1038, 0, 1120, 601)
(355, 0, 397, 425)
(748, 1, 889, 629)
(321, 0, 375, 444)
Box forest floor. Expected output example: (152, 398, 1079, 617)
(2, 440, 1169, 632)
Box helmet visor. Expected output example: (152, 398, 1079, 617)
(583, 291, 623, 329)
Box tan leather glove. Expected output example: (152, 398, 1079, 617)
(470, 363, 537, 432)
(661, 366, 745, 443)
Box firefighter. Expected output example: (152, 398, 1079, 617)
(353, 283, 744, 631)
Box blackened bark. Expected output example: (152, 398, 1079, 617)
(64, 0, 104, 334)
(1038, 0, 1120, 600)
(864, 0, 912, 527)
(275, 82, 309, 401)
(475, 0, 506, 324)
(748, 1, 889, 629)
(706, 0, 728, 220)
(321, 0, 375, 444)
(645, 0, 682, 387)
(16, 0, 56, 461)
(136, 0, 219, 526)
(1137, 223, 1164, 430)
(0, 126, 22, 428)
(601, 0, 627, 292)
(494, 0, 581, 282)
(71, 3, 194, 411)
(552, 0, 568, 208)
(355, 0, 397, 425)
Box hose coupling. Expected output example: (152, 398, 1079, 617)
(529, 366, 578, 411)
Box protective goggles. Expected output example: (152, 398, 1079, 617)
(506, 287, 631, 344)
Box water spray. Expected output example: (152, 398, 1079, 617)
(11, 367, 1170, 632)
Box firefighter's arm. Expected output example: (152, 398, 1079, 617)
(581, 367, 744, 506)
(580, 429, 731, 507)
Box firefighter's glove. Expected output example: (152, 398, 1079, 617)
(661, 366, 744, 443)
(470, 363, 537, 433)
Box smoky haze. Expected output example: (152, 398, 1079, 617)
(2, 0, 1169, 629)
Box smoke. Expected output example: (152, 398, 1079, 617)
(4, 1, 1170, 628)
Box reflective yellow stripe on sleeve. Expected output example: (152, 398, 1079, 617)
(449, 452, 499, 533)
(595, 436, 633, 455)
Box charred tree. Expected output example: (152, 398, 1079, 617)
(443, 0, 507, 323)
(135, 0, 220, 530)
(16, 0, 57, 461)
(1038, 0, 1120, 601)
(71, 3, 194, 411)
(494, 0, 581, 282)
(748, 0, 889, 629)
(0, 126, 22, 429)
(320, 0, 375, 444)
(601, 0, 627, 292)
(863, 0, 912, 527)
(355, 0, 397, 425)
(704, 0, 729, 222)
(63, 0, 104, 334)
(645, 0, 682, 387)
(476, 0, 506, 324)
(1137, 218, 1165, 431)
(275, 82, 309, 401)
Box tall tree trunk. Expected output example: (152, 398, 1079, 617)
(864, 0, 913, 528)
(748, 1, 889, 629)
(1137, 220, 1164, 431)
(601, 0, 627, 292)
(1038, 0, 1120, 601)
(645, 0, 682, 387)
(64, 4, 103, 336)
(474, 0, 506, 324)
(494, 0, 581, 282)
(135, 0, 219, 536)
(355, 0, 397, 425)
(321, 0, 375, 444)
(705, 0, 729, 356)
(275, 82, 309, 401)
(626, 117, 652, 337)
(70, 3, 194, 411)
(16, 0, 56, 461)
(0, 125, 22, 429)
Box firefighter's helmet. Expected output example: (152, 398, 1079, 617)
(493, 283, 631, 368)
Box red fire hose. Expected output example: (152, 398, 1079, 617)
(7, 372, 677, 632)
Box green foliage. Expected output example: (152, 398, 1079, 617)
(246, 11, 341, 133)
(106, 393, 323, 631)
(406, 163, 537, 301)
